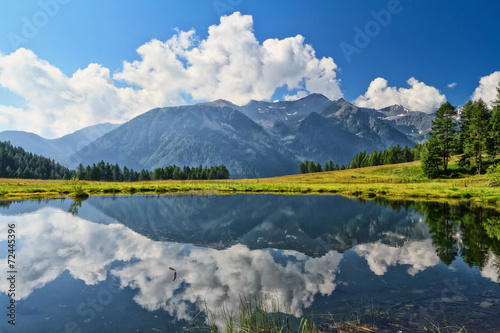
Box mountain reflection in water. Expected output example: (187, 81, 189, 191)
(0, 195, 498, 332)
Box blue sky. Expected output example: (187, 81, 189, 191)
(0, 0, 499, 137)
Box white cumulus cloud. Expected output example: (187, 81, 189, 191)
(114, 12, 342, 105)
(471, 71, 500, 109)
(354, 77, 446, 113)
(0, 12, 342, 138)
(447, 82, 457, 88)
(0, 49, 161, 138)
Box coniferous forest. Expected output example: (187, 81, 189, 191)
(74, 162, 230, 181)
(0, 141, 75, 180)
(421, 95, 500, 178)
(299, 144, 423, 174)
(0, 141, 230, 181)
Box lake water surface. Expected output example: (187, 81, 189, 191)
(0, 194, 499, 332)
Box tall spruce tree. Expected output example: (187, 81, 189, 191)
(421, 141, 441, 178)
(402, 145, 413, 162)
(489, 82, 500, 164)
(493, 81, 500, 108)
(428, 101, 458, 173)
(387, 145, 402, 165)
(458, 100, 474, 163)
(463, 99, 491, 175)
(299, 161, 308, 174)
(487, 106, 500, 164)
(368, 151, 380, 166)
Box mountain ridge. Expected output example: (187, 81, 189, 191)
(0, 122, 121, 166)
(71, 95, 431, 178)
(0, 95, 434, 178)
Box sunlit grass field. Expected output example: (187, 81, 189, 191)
(1, 159, 499, 206)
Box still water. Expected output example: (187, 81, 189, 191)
(0, 194, 499, 332)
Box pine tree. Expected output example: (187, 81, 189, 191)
(412, 144, 424, 161)
(138, 169, 150, 181)
(458, 100, 474, 163)
(77, 163, 85, 180)
(464, 99, 491, 174)
(421, 141, 441, 178)
(84, 165, 92, 181)
(489, 106, 500, 164)
(90, 164, 100, 181)
(299, 162, 308, 174)
(402, 145, 413, 163)
(493, 81, 500, 108)
(173, 168, 182, 180)
(104, 162, 113, 181)
(349, 151, 366, 169)
(152, 168, 163, 180)
(360, 154, 370, 168)
(122, 166, 130, 181)
(5, 166, 13, 177)
(307, 161, 316, 173)
(489, 83, 500, 164)
(112, 164, 122, 181)
(218, 164, 230, 179)
(368, 151, 379, 166)
(428, 101, 458, 173)
(387, 145, 402, 165)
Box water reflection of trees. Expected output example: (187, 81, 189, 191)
(65, 195, 500, 272)
(367, 197, 500, 282)
(68, 197, 88, 216)
(421, 202, 500, 278)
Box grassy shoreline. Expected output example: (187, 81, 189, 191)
(1, 160, 499, 206)
(187, 296, 469, 333)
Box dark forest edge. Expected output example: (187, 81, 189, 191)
(0, 141, 230, 181)
(299, 144, 421, 174)
(74, 161, 230, 181)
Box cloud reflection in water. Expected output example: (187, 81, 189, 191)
(0, 207, 341, 323)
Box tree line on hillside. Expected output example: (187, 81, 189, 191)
(75, 162, 230, 181)
(0, 141, 230, 181)
(0, 141, 75, 180)
(422, 82, 500, 178)
(299, 144, 423, 174)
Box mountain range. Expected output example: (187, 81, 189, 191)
(0, 122, 120, 166)
(0, 95, 434, 178)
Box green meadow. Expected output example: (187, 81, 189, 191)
(1, 159, 499, 208)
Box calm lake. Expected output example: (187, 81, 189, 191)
(0, 194, 499, 332)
